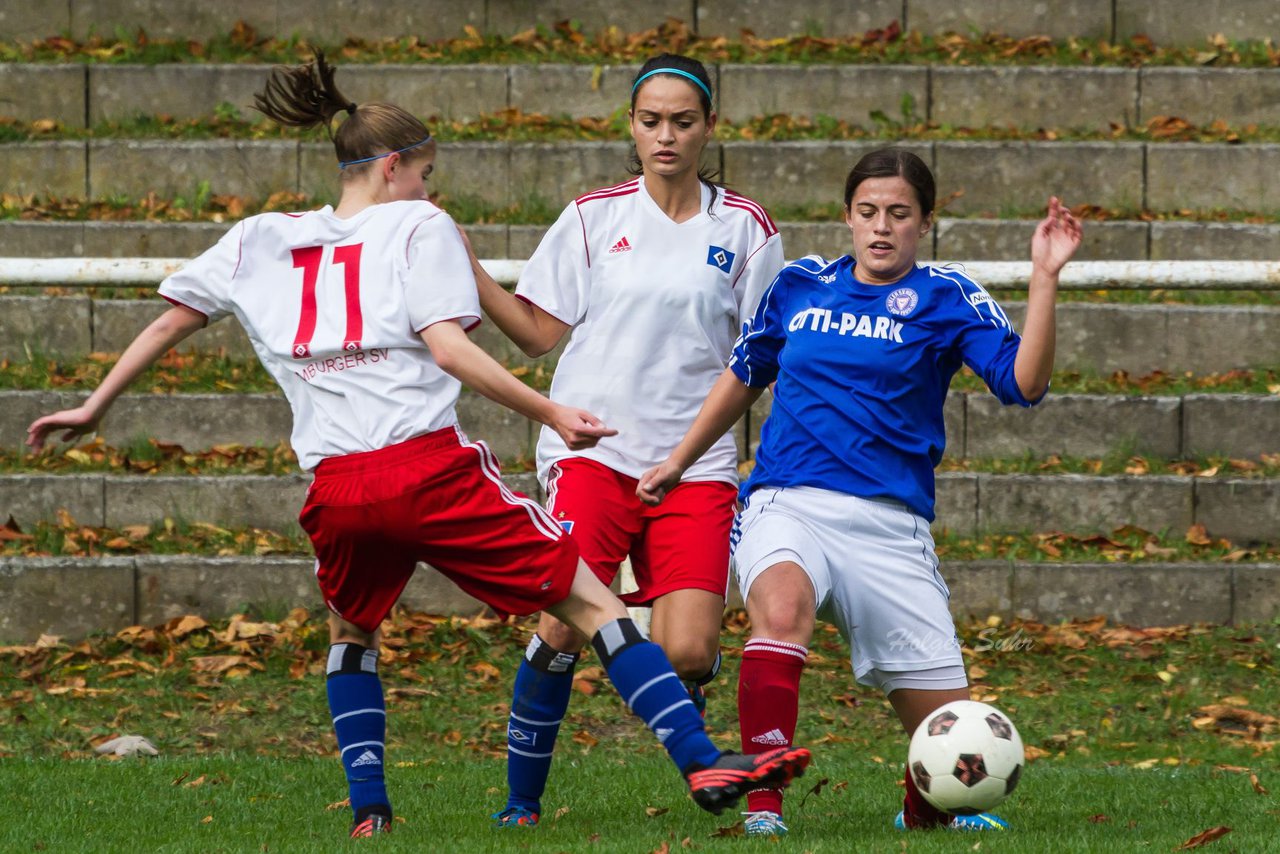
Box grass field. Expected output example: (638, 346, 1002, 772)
(1, 611, 1277, 851)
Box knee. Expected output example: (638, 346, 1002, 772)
(536, 615, 587, 654)
(329, 614, 378, 648)
(747, 597, 814, 646)
(660, 636, 720, 681)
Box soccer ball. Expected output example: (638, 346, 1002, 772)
(907, 700, 1024, 815)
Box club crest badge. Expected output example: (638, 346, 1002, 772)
(707, 245, 736, 273)
(886, 287, 919, 317)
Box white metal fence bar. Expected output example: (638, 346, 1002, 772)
(1, 258, 1279, 289)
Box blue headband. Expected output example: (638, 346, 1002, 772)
(631, 67, 712, 102)
(338, 135, 433, 169)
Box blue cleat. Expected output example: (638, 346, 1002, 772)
(743, 810, 789, 837)
(492, 806, 539, 828)
(895, 810, 1009, 831)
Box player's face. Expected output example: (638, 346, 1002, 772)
(844, 176, 932, 286)
(385, 146, 436, 203)
(629, 77, 715, 182)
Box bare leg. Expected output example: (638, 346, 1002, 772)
(648, 587, 725, 680)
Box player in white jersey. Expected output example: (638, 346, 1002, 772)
(462, 54, 787, 828)
(638, 149, 1082, 837)
(26, 53, 809, 840)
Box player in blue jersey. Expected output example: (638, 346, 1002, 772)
(637, 148, 1081, 837)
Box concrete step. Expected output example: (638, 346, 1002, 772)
(1, 553, 1275, 642)
(5, 295, 1277, 375)
(3, 390, 1277, 466)
(3, 471, 1276, 544)
(4, 139, 1279, 217)
(4, 218, 1278, 263)
(7, 61, 1280, 130)
(6, 0, 1276, 47)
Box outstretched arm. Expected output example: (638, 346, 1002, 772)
(27, 305, 206, 451)
(456, 226, 570, 358)
(1013, 197, 1083, 400)
(421, 319, 615, 450)
(636, 368, 763, 505)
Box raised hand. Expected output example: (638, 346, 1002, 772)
(1031, 197, 1083, 277)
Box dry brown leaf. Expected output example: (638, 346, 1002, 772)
(1185, 524, 1212, 546)
(1175, 826, 1231, 849)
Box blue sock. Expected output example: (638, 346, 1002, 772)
(591, 618, 721, 774)
(505, 634, 579, 813)
(326, 643, 390, 821)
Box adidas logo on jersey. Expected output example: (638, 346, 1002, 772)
(750, 728, 789, 746)
(351, 749, 382, 768)
(609, 236, 632, 253)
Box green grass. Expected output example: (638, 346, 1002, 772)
(2, 755, 1278, 852)
(0, 612, 1277, 850)
(0, 351, 279, 394)
(8, 110, 1280, 145)
(5, 23, 1280, 67)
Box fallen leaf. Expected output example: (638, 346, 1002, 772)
(1185, 524, 1212, 546)
(1175, 826, 1231, 849)
(1250, 773, 1267, 795)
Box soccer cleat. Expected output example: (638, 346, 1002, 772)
(950, 812, 1009, 830)
(686, 747, 811, 815)
(349, 813, 392, 837)
(743, 810, 789, 837)
(491, 806, 540, 828)
(686, 681, 707, 719)
(894, 810, 1009, 831)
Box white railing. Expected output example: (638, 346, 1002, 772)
(1, 258, 1279, 289)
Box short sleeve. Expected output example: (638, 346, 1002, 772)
(950, 280, 1039, 407)
(514, 201, 591, 326)
(157, 221, 244, 323)
(734, 231, 785, 328)
(403, 210, 482, 334)
(728, 269, 790, 388)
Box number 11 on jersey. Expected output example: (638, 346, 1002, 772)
(291, 243, 365, 359)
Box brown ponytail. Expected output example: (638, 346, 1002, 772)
(254, 51, 432, 174)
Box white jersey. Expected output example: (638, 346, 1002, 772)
(518, 176, 785, 485)
(158, 200, 480, 470)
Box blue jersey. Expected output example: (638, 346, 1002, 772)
(730, 256, 1040, 520)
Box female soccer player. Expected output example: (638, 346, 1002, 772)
(637, 148, 1082, 836)
(462, 54, 786, 828)
(25, 54, 809, 839)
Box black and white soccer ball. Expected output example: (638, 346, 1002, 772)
(907, 700, 1024, 815)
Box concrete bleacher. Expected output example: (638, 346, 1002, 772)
(1, 1, 1278, 640)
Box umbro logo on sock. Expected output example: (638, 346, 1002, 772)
(750, 728, 789, 746)
(351, 749, 382, 768)
(609, 236, 632, 253)
(508, 726, 535, 744)
(655, 727, 674, 743)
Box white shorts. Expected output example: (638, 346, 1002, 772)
(732, 485, 964, 689)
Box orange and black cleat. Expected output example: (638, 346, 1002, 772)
(686, 746, 812, 815)
(349, 813, 392, 838)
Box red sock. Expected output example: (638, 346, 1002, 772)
(902, 766, 951, 828)
(738, 638, 807, 815)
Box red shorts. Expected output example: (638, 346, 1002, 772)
(545, 458, 737, 606)
(300, 427, 579, 633)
